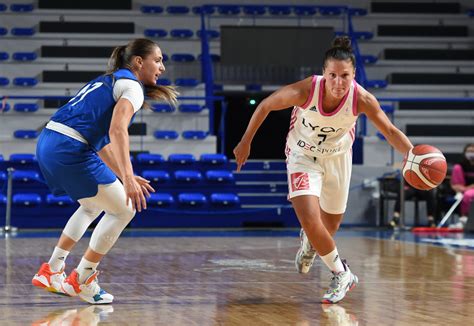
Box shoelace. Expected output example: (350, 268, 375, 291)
(326, 272, 344, 294)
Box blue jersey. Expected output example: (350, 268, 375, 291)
(51, 69, 144, 152)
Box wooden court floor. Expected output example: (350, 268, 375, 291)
(0, 229, 473, 325)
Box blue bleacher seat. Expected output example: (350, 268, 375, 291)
(352, 32, 374, 40)
(192, 6, 215, 15)
(246, 84, 262, 91)
(9, 153, 36, 164)
(0, 194, 6, 205)
(0, 77, 9, 86)
(196, 30, 220, 39)
(168, 154, 196, 165)
(170, 29, 193, 38)
(182, 130, 208, 140)
(162, 54, 169, 62)
(142, 170, 170, 183)
(10, 4, 34, 12)
(174, 170, 202, 183)
(0, 102, 10, 111)
(0, 171, 6, 181)
(174, 78, 199, 87)
(293, 6, 317, 16)
(140, 5, 164, 14)
(197, 54, 220, 62)
(11, 27, 35, 36)
(13, 77, 38, 87)
(151, 103, 175, 113)
(217, 5, 240, 15)
(14, 103, 39, 112)
(13, 193, 41, 206)
(0, 27, 7, 36)
(166, 6, 190, 14)
(144, 29, 167, 38)
(0, 154, 4, 161)
(178, 104, 203, 113)
(156, 78, 171, 86)
(137, 153, 165, 165)
(349, 8, 368, 16)
(268, 5, 292, 16)
(467, 9, 474, 17)
(365, 80, 388, 88)
(206, 170, 234, 183)
(210, 193, 240, 207)
(381, 104, 395, 114)
(46, 194, 74, 206)
(147, 193, 174, 206)
(318, 6, 343, 16)
(153, 130, 179, 140)
(14, 129, 38, 139)
(178, 193, 207, 207)
(361, 55, 378, 64)
(0, 52, 8, 60)
(0, 3, 6, 11)
(171, 53, 195, 62)
(13, 170, 39, 182)
(200, 153, 228, 165)
(243, 5, 266, 16)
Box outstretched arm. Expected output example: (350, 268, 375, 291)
(233, 77, 313, 171)
(358, 90, 413, 155)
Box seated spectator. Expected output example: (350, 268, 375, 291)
(389, 183, 437, 228)
(451, 143, 474, 227)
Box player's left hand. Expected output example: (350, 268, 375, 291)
(134, 175, 155, 198)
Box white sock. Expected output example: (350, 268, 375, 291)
(76, 257, 99, 283)
(48, 246, 69, 272)
(320, 248, 345, 273)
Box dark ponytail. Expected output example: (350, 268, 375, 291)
(323, 35, 356, 69)
(108, 45, 127, 73)
(107, 39, 178, 106)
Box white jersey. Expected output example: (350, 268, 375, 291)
(286, 75, 359, 158)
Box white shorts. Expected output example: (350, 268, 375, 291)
(286, 151, 352, 214)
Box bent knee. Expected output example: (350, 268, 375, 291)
(116, 202, 136, 222)
(80, 204, 103, 218)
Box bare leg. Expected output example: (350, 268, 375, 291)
(56, 233, 77, 252)
(83, 248, 104, 263)
(320, 208, 344, 236)
(291, 195, 335, 256)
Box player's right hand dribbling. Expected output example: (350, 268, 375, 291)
(233, 141, 251, 172)
(123, 175, 153, 212)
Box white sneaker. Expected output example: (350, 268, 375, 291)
(295, 229, 317, 274)
(321, 261, 358, 304)
(32, 262, 69, 296)
(62, 269, 114, 304)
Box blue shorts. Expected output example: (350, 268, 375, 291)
(36, 129, 117, 201)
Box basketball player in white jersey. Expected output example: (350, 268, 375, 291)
(233, 36, 413, 303)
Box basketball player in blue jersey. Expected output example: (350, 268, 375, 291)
(234, 36, 414, 303)
(32, 38, 178, 304)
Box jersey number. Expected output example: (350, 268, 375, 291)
(68, 82, 103, 107)
(316, 134, 327, 145)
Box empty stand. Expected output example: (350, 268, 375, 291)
(39, 22, 134, 34)
(371, 2, 461, 14)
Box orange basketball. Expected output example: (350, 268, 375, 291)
(402, 144, 447, 190)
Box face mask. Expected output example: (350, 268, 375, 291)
(466, 152, 474, 160)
